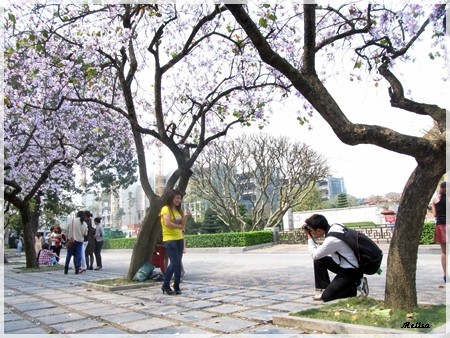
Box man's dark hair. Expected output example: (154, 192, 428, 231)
(305, 214, 330, 232)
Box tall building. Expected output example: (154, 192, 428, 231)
(318, 176, 346, 200)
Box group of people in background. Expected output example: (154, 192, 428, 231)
(64, 210, 104, 275)
(31, 211, 104, 271)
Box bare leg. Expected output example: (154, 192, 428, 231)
(440, 243, 447, 279)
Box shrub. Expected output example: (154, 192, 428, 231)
(420, 221, 435, 245)
(343, 221, 377, 228)
(185, 230, 273, 248)
(103, 237, 136, 249)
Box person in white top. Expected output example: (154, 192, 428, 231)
(64, 211, 88, 275)
(304, 214, 367, 302)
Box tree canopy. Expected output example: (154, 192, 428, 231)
(192, 133, 329, 231)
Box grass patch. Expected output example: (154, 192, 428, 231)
(91, 277, 155, 286)
(13, 265, 64, 273)
(291, 297, 445, 333)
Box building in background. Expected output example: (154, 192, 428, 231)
(318, 176, 346, 200)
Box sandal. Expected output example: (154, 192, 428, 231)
(79, 269, 86, 274)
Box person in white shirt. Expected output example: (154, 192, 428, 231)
(64, 211, 88, 275)
(304, 214, 368, 302)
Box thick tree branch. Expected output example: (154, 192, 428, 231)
(226, 4, 438, 161)
(378, 62, 446, 132)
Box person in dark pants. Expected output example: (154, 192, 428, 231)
(303, 214, 368, 302)
(84, 212, 96, 271)
(160, 189, 191, 295)
(64, 211, 87, 275)
(432, 181, 448, 282)
(93, 217, 104, 270)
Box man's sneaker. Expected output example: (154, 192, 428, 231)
(357, 277, 369, 297)
(313, 288, 324, 301)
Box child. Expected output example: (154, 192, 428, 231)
(37, 243, 59, 266)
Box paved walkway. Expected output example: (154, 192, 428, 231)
(3, 244, 447, 336)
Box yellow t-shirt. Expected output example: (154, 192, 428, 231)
(160, 205, 184, 241)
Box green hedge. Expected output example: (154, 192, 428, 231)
(343, 221, 377, 228)
(185, 231, 273, 248)
(103, 223, 435, 248)
(420, 221, 435, 245)
(103, 230, 273, 249)
(103, 238, 136, 249)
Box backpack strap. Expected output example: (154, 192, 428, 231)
(327, 224, 359, 270)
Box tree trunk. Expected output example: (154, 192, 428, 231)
(127, 195, 163, 280)
(384, 153, 445, 310)
(19, 205, 38, 268)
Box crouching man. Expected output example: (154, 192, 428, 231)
(303, 214, 368, 302)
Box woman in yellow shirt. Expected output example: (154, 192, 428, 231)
(161, 189, 191, 295)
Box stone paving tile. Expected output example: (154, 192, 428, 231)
(150, 324, 215, 335)
(242, 298, 278, 307)
(156, 304, 188, 316)
(5, 326, 49, 334)
(205, 303, 250, 314)
(194, 286, 230, 293)
(49, 318, 106, 334)
(52, 296, 90, 305)
(235, 308, 288, 322)
(77, 326, 130, 334)
(3, 294, 39, 304)
(244, 290, 276, 298)
(266, 301, 315, 312)
(81, 305, 130, 316)
(166, 309, 217, 322)
(218, 288, 247, 295)
(210, 295, 249, 303)
(182, 299, 219, 309)
(37, 289, 67, 298)
(4, 319, 38, 332)
(67, 301, 110, 311)
(118, 317, 175, 333)
(187, 291, 227, 300)
(124, 300, 165, 311)
(10, 300, 57, 312)
(266, 293, 304, 301)
(101, 311, 149, 324)
(195, 316, 258, 333)
(240, 323, 305, 335)
(4, 312, 23, 321)
(36, 311, 87, 325)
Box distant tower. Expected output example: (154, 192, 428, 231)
(155, 140, 164, 195)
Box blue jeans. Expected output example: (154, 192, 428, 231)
(64, 241, 83, 271)
(163, 239, 184, 288)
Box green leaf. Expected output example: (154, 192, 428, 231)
(259, 18, 268, 28)
(86, 67, 98, 80)
(268, 14, 277, 21)
(353, 60, 362, 69)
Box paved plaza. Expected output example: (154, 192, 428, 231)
(3, 243, 448, 336)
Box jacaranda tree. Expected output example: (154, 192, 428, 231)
(4, 3, 291, 277)
(225, 3, 447, 310)
(4, 4, 138, 267)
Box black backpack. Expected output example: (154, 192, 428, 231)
(327, 223, 383, 275)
